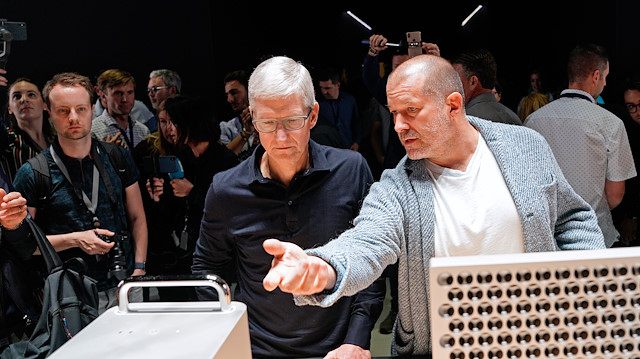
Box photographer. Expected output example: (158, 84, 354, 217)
(13, 72, 148, 313)
(0, 181, 37, 348)
(132, 96, 190, 301)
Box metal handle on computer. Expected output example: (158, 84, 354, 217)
(117, 274, 231, 313)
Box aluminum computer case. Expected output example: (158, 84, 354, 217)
(429, 247, 640, 358)
(48, 275, 251, 359)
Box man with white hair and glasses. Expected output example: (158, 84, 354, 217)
(146, 69, 181, 132)
(192, 56, 384, 358)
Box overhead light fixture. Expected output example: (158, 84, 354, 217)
(347, 11, 372, 31)
(461, 5, 483, 26)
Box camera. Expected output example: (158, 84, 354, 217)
(96, 232, 129, 281)
(0, 19, 27, 69)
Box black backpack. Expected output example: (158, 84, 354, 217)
(0, 245, 43, 348)
(1, 219, 99, 359)
(27, 141, 129, 212)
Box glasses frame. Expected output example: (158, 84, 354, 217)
(626, 102, 640, 114)
(147, 86, 170, 94)
(252, 108, 312, 133)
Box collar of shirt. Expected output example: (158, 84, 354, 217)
(51, 137, 98, 198)
(248, 140, 332, 193)
(100, 108, 135, 130)
(560, 89, 595, 103)
(52, 137, 91, 164)
(467, 92, 498, 107)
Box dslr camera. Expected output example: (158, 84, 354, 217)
(96, 232, 129, 281)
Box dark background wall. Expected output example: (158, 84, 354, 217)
(1, 1, 637, 123)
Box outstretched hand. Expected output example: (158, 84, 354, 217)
(262, 239, 337, 295)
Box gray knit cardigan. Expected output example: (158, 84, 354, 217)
(298, 116, 606, 356)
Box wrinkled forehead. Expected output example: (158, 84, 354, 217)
(251, 95, 306, 118)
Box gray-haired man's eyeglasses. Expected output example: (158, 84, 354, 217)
(252, 109, 312, 133)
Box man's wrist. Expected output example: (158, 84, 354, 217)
(0, 216, 27, 231)
(323, 260, 337, 291)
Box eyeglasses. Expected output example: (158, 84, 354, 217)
(252, 109, 312, 133)
(147, 86, 169, 94)
(626, 103, 640, 114)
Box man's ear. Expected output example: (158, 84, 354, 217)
(469, 75, 480, 90)
(592, 69, 601, 84)
(308, 102, 319, 130)
(446, 91, 464, 116)
(97, 87, 106, 102)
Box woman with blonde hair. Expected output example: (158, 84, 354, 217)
(519, 92, 550, 122)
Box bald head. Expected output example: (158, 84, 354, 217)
(388, 55, 465, 104)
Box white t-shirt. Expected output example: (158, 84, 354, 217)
(426, 134, 525, 257)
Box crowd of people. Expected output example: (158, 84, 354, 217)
(0, 34, 638, 358)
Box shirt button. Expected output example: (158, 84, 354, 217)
(287, 200, 293, 206)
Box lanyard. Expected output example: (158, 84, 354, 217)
(111, 120, 135, 149)
(560, 92, 593, 103)
(50, 145, 101, 226)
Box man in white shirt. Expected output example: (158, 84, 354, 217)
(525, 44, 636, 247)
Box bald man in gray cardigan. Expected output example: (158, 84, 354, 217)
(261, 55, 605, 357)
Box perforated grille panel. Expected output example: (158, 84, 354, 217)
(429, 247, 640, 358)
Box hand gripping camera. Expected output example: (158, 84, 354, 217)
(96, 232, 129, 281)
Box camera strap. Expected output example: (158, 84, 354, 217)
(50, 145, 101, 227)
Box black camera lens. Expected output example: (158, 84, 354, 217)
(97, 233, 128, 281)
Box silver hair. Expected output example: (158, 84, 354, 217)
(248, 56, 315, 109)
(149, 69, 182, 93)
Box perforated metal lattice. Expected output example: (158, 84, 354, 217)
(429, 247, 640, 358)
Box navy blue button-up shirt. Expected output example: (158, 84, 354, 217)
(193, 140, 384, 357)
